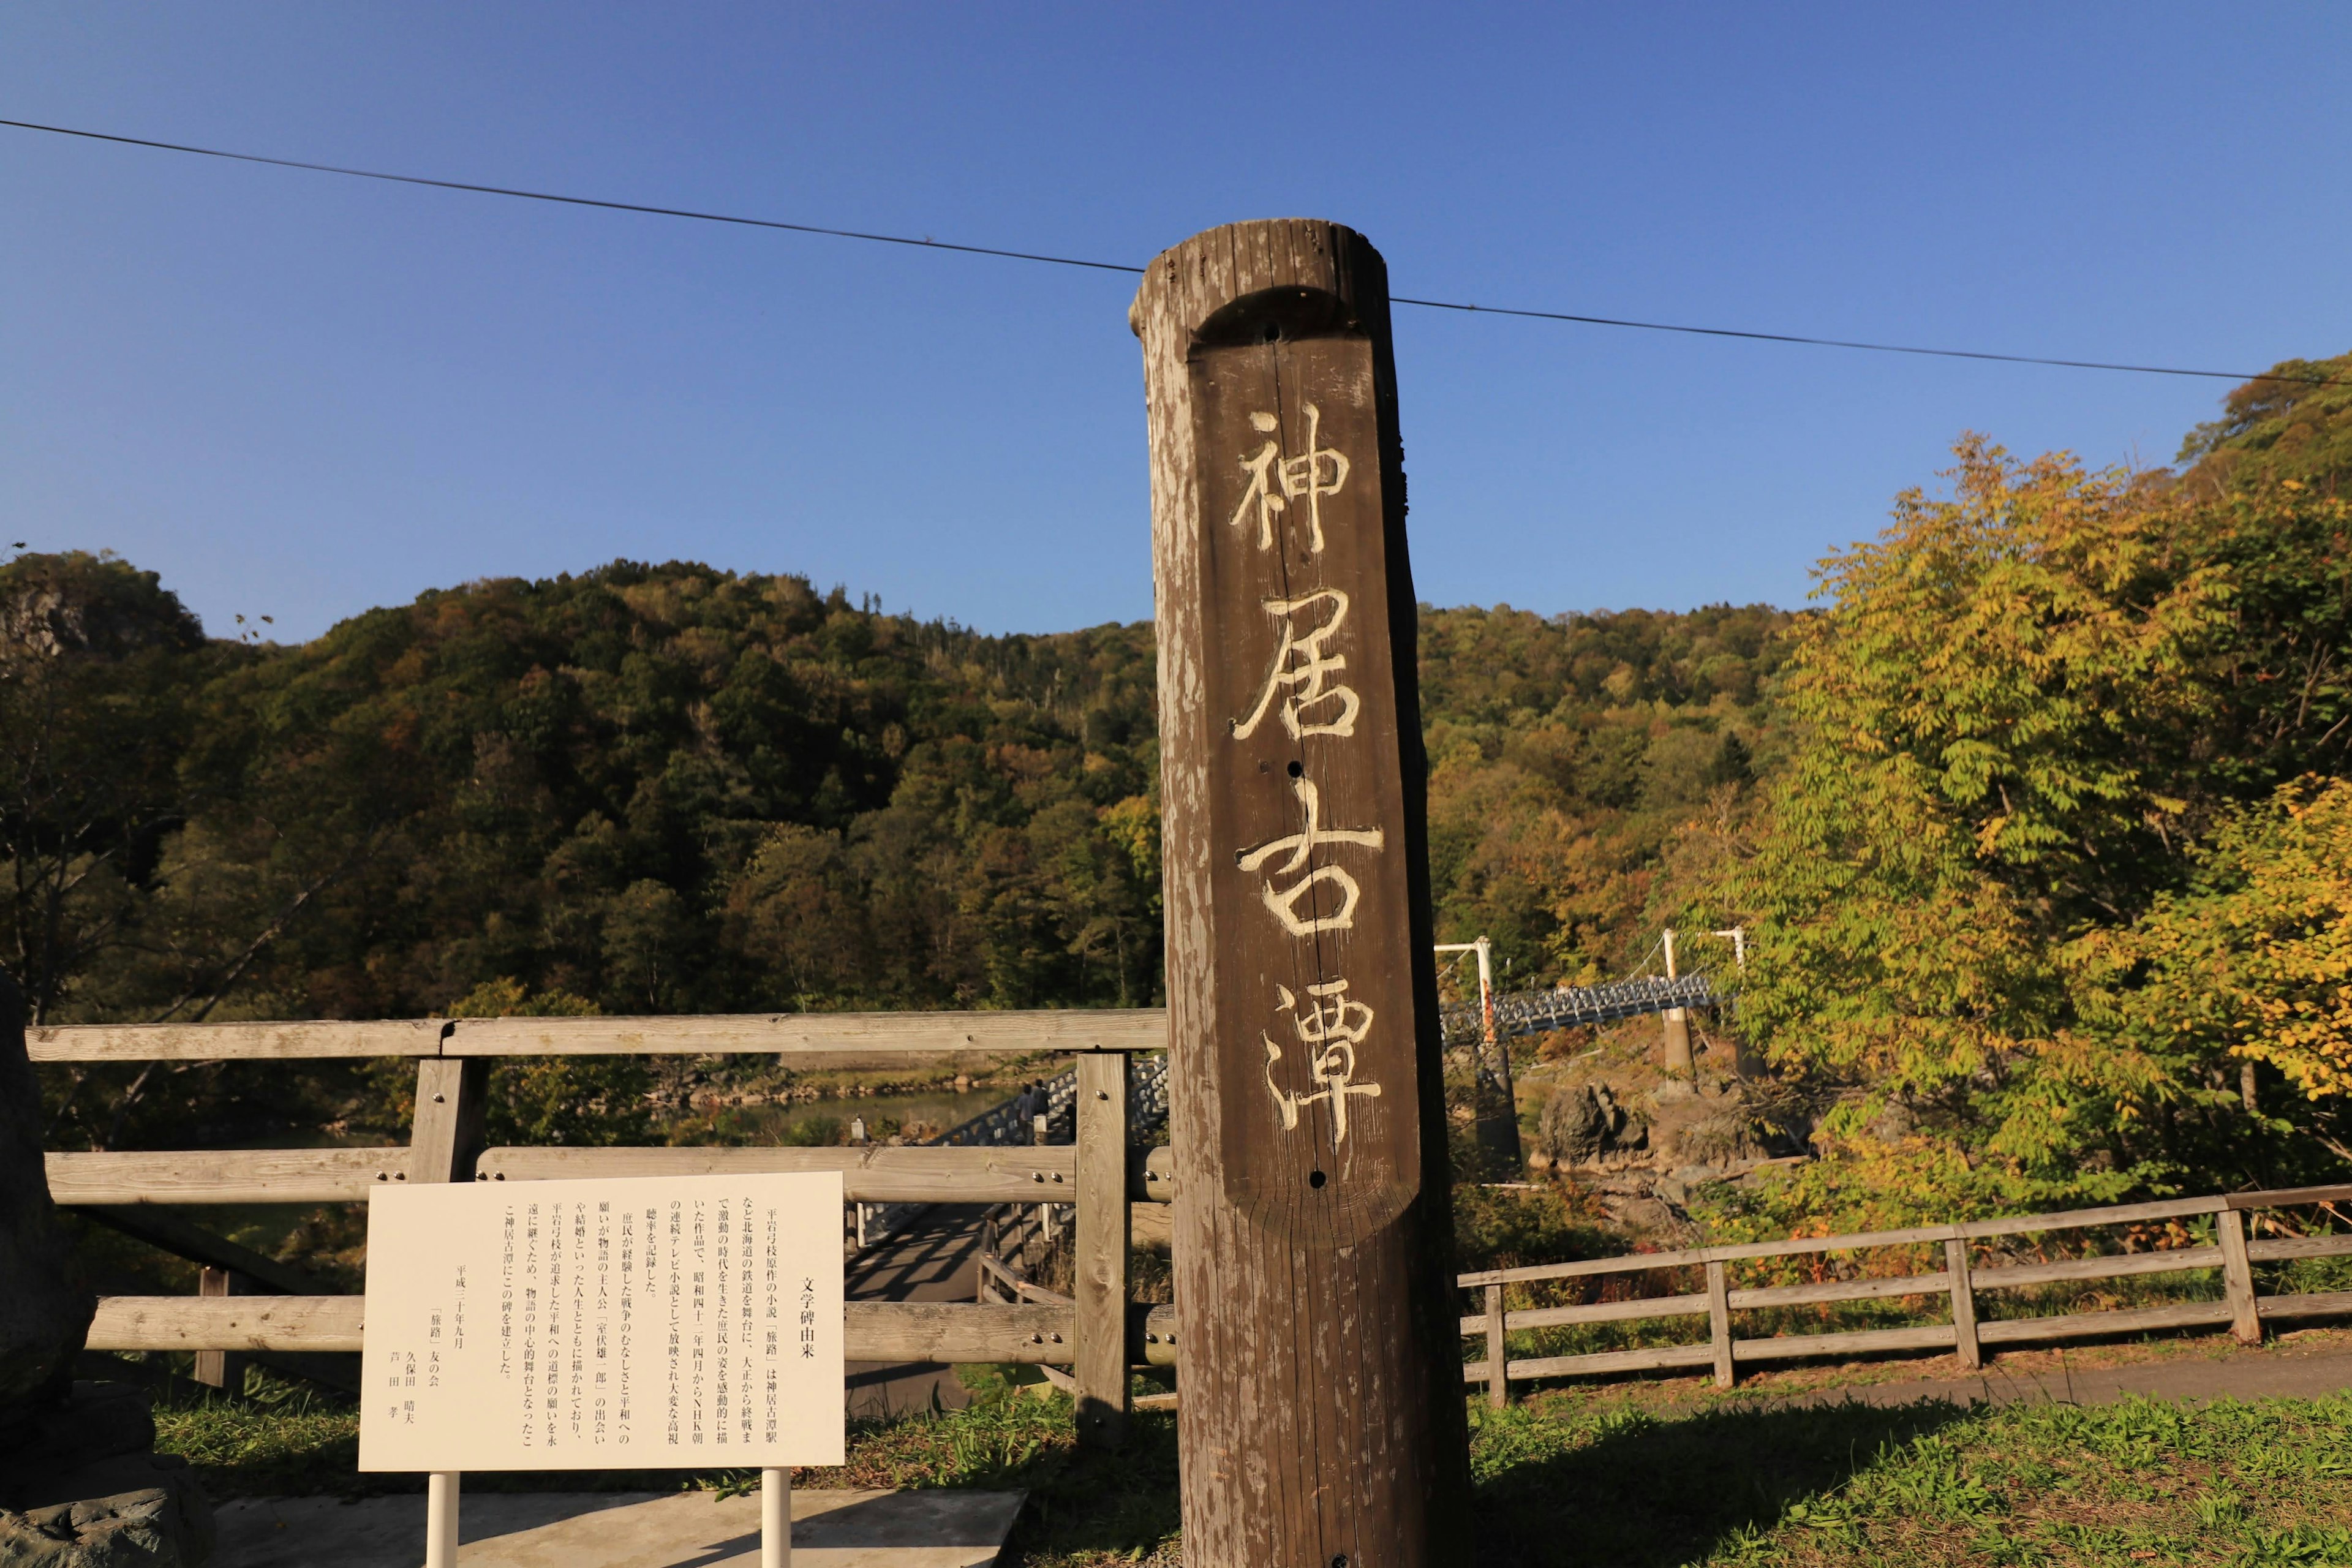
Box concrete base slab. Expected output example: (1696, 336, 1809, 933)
(214, 1487, 1023, 1567)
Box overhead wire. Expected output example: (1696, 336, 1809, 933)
(4, 114, 2346, 390)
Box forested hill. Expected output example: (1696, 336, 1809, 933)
(1, 550, 1786, 1065)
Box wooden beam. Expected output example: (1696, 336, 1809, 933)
(88, 1295, 1078, 1364)
(49, 1147, 409, 1205)
(1732, 1325, 1956, 1363)
(1946, 1237, 1981, 1372)
(29, 1009, 1169, 1062)
(1727, 1272, 1952, 1310)
(89, 1294, 368, 1352)
(477, 1144, 1077, 1205)
(2217, 1210, 2261, 1345)
(1139, 216, 1469, 1568)
(409, 1058, 487, 1184)
(1704, 1261, 1735, 1389)
(1975, 1302, 2234, 1346)
(1969, 1246, 2222, 1291)
(842, 1302, 1074, 1364)
(2247, 1234, 2352, 1263)
(30, 1019, 445, 1063)
(1072, 1051, 1131, 1446)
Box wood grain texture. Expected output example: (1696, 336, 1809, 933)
(2247, 1234, 2352, 1263)
(48, 1147, 410, 1205)
(1732, 1325, 1957, 1362)
(88, 1294, 368, 1352)
(409, 1057, 487, 1184)
(475, 1144, 1076, 1204)
(31, 1019, 447, 1062)
(1705, 1261, 1735, 1388)
(1947, 1237, 1982, 1372)
(2217, 1209, 2261, 1344)
(1970, 1246, 2222, 1291)
(1137, 218, 1469, 1567)
(30, 1009, 1167, 1061)
(1073, 1052, 1131, 1445)
(85, 1295, 1076, 1363)
(2256, 1289, 2352, 1320)
(1727, 1272, 1953, 1311)
(1976, 1302, 2234, 1344)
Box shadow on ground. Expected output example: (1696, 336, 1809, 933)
(1471, 1396, 1973, 1568)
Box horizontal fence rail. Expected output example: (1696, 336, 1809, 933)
(29, 1009, 1170, 1063)
(1460, 1183, 2352, 1404)
(85, 1296, 1081, 1365)
(35, 984, 1727, 1065)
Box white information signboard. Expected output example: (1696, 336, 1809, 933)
(358, 1172, 845, 1473)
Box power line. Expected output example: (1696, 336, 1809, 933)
(5, 115, 2344, 390)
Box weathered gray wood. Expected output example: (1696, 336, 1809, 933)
(1132, 1143, 1175, 1202)
(843, 1302, 1075, 1364)
(192, 1267, 244, 1390)
(2256, 1289, 2352, 1321)
(1483, 1285, 1507, 1409)
(1480, 1343, 1716, 1382)
(478, 1144, 1077, 1204)
(409, 1057, 488, 1184)
(2226, 1184, 2352, 1210)
(88, 1294, 1078, 1363)
(1504, 1295, 1709, 1332)
(29, 1009, 1168, 1061)
(441, 1010, 1166, 1058)
(1732, 1325, 1956, 1362)
(1975, 1301, 2234, 1345)
(88, 1294, 368, 1352)
(2247, 1233, 2352, 1263)
(1969, 1246, 2222, 1291)
(1957, 1196, 2226, 1239)
(1073, 1051, 1131, 1446)
(48, 1147, 409, 1204)
(1139, 217, 1469, 1567)
(2217, 1208, 2261, 1345)
(1705, 1260, 1734, 1389)
(1140, 1303, 1177, 1368)
(1946, 1238, 1981, 1371)
(1727, 1272, 1951, 1310)
(29, 1018, 446, 1063)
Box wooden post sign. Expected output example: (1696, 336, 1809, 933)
(1134, 221, 1472, 1566)
(358, 1173, 846, 1472)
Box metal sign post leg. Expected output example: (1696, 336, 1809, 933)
(763, 1467, 791, 1567)
(425, 1472, 459, 1567)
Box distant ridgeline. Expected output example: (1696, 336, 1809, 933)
(15, 347, 2347, 1204)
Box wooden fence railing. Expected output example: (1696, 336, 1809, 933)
(34, 1011, 1173, 1444)
(1458, 1183, 2352, 1405)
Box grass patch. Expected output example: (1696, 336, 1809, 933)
(153, 1369, 2352, 1566)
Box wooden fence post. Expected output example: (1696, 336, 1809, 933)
(1704, 1260, 1734, 1389)
(193, 1266, 246, 1391)
(1945, 1235, 1981, 1371)
(1074, 1050, 1131, 1447)
(1484, 1284, 1509, 1409)
(1135, 219, 1472, 1567)
(409, 1057, 489, 1183)
(2217, 1207, 2261, 1345)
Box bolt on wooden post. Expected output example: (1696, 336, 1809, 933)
(1133, 219, 1472, 1568)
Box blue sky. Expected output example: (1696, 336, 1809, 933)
(5, 3, 2349, 642)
